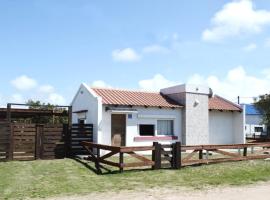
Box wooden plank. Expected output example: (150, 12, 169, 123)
(81, 141, 121, 152)
(212, 149, 240, 158)
(120, 146, 154, 152)
(100, 151, 119, 160)
(123, 161, 154, 168)
(182, 143, 270, 151)
(126, 151, 153, 163)
(182, 154, 270, 166)
(182, 150, 198, 162)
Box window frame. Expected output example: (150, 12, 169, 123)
(156, 119, 174, 136)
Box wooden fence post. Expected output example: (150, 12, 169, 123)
(63, 124, 70, 158)
(8, 123, 14, 160)
(119, 152, 124, 173)
(35, 125, 41, 160)
(199, 150, 203, 160)
(6, 103, 11, 122)
(243, 147, 248, 157)
(152, 142, 161, 170)
(96, 147, 101, 174)
(173, 142, 181, 169)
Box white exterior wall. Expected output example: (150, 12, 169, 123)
(101, 106, 182, 146)
(71, 84, 102, 143)
(185, 93, 209, 145)
(209, 110, 245, 144)
(161, 84, 209, 145)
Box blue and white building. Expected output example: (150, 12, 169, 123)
(242, 104, 266, 137)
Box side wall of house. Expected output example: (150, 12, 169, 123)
(209, 111, 234, 144)
(233, 111, 245, 144)
(71, 84, 102, 143)
(209, 110, 245, 144)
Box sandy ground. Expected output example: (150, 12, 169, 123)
(44, 182, 270, 200)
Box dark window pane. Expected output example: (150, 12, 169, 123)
(139, 125, 154, 136)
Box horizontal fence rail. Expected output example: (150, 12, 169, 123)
(81, 141, 155, 174)
(81, 142, 270, 174)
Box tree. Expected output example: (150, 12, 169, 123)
(254, 94, 270, 126)
(25, 100, 68, 124)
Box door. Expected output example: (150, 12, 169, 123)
(111, 114, 126, 146)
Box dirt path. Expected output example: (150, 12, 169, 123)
(45, 182, 270, 200)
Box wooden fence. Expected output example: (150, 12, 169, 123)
(0, 123, 68, 161)
(68, 124, 93, 156)
(0, 122, 93, 161)
(0, 122, 10, 161)
(81, 141, 270, 174)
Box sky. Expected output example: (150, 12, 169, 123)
(1, 0, 270, 107)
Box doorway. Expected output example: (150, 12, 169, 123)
(111, 114, 126, 146)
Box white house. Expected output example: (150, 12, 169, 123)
(71, 83, 245, 147)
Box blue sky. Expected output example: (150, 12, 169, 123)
(1, 0, 270, 106)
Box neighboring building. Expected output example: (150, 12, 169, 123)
(71, 83, 245, 147)
(242, 104, 267, 138)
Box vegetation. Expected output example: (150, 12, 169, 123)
(13, 100, 68, 124)
(254, 94, 270, 126)
(1, 159, 270, 199)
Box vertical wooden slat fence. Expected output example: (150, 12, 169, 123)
(68, 124, 93, 156)
(13, 124, 36, 161)
(0, 122, 70, 161)
(0, 122, 10, 161)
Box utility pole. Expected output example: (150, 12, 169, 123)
(237, 96, 240, 104)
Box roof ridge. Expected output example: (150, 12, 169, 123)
(91, 87, 160, 94)
(214, 94, 242, 110)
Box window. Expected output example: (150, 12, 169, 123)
(255, 127, 263, 132)
(139, 124, 155, 136)
(78, 119, 85, 124)
(157, 120, 174, 136)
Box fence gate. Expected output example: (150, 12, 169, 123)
(69, 124, 93, 156)
(0, 122, 68, 161)
(13, 124, 36, 160)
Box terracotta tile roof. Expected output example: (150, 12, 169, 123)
(209, 95, 242, 111)
(92, 88, 241, 111)
(91, 88, 183, 108)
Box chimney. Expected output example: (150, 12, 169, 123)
(161, 84, 210, 145)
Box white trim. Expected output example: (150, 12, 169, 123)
(109, 110, 138, 114)
(138, 114, 176, 119)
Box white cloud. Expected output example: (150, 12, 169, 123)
(91, 80, 112, 88)
(243, 43, 257, 51)
(112, 48, 140, 62)
(137, 66, 270, 103)
(47, 93, 66, 105)
(202, 0, 270, 42)
(6, 75, 67, 105)
(38, 85, 55, 93)
(187, 66, 270, 103)
(11, 75, 38, 91)
(138, 74, 180, 91)
(142, 44, 170, 54)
